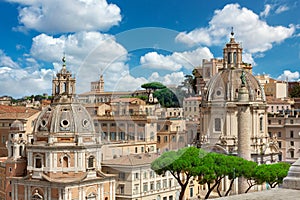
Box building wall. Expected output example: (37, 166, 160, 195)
(268, 116, 300, 163)
(102, 165, 179, 200)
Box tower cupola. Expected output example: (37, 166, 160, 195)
(52, 56, 76, 103)
(223, 28, 243, 69)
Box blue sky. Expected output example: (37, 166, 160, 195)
(0, 0, 299, 98)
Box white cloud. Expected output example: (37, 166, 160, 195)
(260, 4, 271, 17)
(30, 31, 131, 93)
(176, 4, 295, 54)
(8, 0, 121, 33)
(140, 47, 213, 71)
(148, 71, 185, 87)
(277, 70, 299, 81)
(0, 50, 54, 97)
(275, 5, 289, 14)
(0, 50, 19, 69)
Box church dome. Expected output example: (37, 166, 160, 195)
(33, 103, 95, 136)
(10, 120, 24, 132)
(203, 68, 265, 102)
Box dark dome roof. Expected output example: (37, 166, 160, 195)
(203, 68, 265, 102)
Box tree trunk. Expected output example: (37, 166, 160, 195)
(204, 179, 221, 199)
(179, 184, 188, 200)
(217, 181, 222, 197)
(225, 179, 235, 196)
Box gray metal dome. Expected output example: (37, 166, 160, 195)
(33, 103, 95, 138)
(203, 68, 266, 102)
(10, 120, 24, 132)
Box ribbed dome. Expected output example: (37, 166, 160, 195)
(10, 120, 24, 132)
(203, 68, 265, 102)
(33, 103, 95, 136)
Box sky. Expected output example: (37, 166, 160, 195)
(0, 0, 299, 98)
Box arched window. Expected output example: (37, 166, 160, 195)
(227, 52, 231, 64)
(31, 189, 43, 200)
(157, 136, 161, 143)
(63, 156, 68, 168)
(86, 193, 97, 200)
(233, 52, 237, 65)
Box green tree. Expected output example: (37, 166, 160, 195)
(180, 74, 197, 95)
(151, 147, 206, 200)
(141, 82, 166, 103)
(197, 153, 256, 198)
(290, 85, 300, 98)
(153, 88, 180, 108)
(245, 162, 290, 192)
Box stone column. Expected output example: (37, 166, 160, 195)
(237, 85, 251, 194)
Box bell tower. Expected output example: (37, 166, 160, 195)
(52, 56, 76, 103)
(223, 28, 243, 69)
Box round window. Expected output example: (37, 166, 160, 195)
(41, 119, 47, 127)
(216, 90, 221, 96)
(61, 119, 70, 127)
(82, 119, 89, 127)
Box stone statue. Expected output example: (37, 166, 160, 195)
(240, 71, 246, 86)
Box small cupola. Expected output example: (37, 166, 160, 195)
(223, 28, 243, 69)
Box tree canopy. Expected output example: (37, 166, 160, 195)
(153, 88, 180, 108)
(245, 162, 290, 192)
(151, 147, 290, 199)
(290, 85, 300, 98)
(151, 147, 206, 200)
(141, 82, 166, 91)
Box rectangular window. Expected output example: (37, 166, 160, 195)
(164, 136, 168, 142)
(215, 118, 221, 132)
(156, 181, 161, 190)
(278, 132, 282, 138)
(190, 187, 193, 197)
(119, 172, 125, 180)
(291, 131, 294, 138)
(134, 172, 139, 180)
(110, 132, 116, 140)
(163, 179, 167, 188)
(278, 154, 282, 161)
(290, 141, 294, 146)
(278, 141, 282, 148)
(150, 171, 155, 178)
(259, 117, 263, 131)
(278, 120, 281, 124)
(35, 158, 42, 168)
(291, 151, 294, 158)
(143, 183, 148, 192)
(150, 182, 154, 190)
(133, 184, 139, 195)
(119, 184, 124, 194)
(290, 120, 294, 124)
(172, 136, 176, 142)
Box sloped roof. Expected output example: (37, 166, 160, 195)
(102, 153, 159, 167)
(0, 105, 40, 120)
